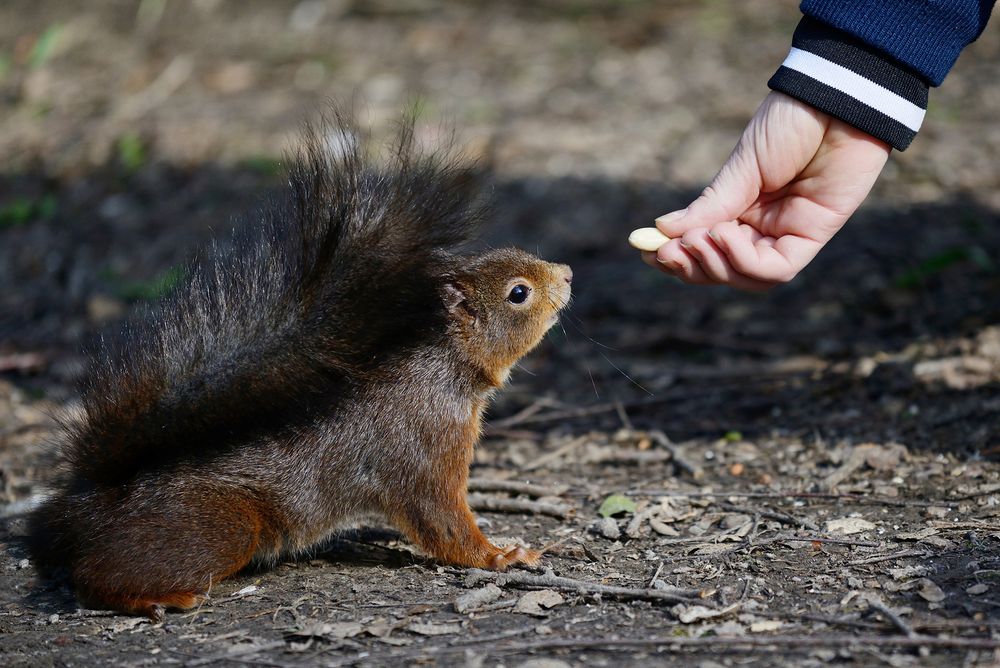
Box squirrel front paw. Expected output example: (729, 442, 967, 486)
(488, 544, 541, 570)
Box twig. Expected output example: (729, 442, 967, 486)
(648, 561, 664, 588)
(488, 396, 566, 429)
(467, 494, 571, 518)
(586, 450, 673, 465)
(328, 631, 1000, 666)
(450, 622, 540, 645)
(466, 569, 703, 606)
(522, 436, 588, 471)
(663, 534, 880, 564)
(482, 428, 544, 440)
(619, 489, 953, 509)
(714, 501, 819, 531)
(849, 549, 929, 566)
(492, 633, 1000, 653)
(862, 594, 915, 638)
(614, 401, 634, 431)
(467, 478, 569, 497)
(468, 599, 518, 613)
(781, 536, 880, 547)
(182, 640, 286, 666)
(648, 431, 703, 479)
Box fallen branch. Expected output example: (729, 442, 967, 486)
(849, 549, 929, 566)
(862, 594, 915, 638)
(620, 489, 953, 509)
(182, 641, 286, 667)
(649, 431, 703, 479)
(522, 436, 588, 471)
(467, 478, 569, 497)
(467, 494, 571, 518)
(494, 632, 1000, 653)
(714, 502, 819, 531)
(326, 631, 1000, 667)
(466, 569, 704, 606)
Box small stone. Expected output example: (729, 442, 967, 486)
(48, 614, 59, 623)
(967, 583, 988, 595)
(17, 559, 29, 569)
(596, 516, 620, 540)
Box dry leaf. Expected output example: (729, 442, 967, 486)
(455, 584, 504, 613)
(290, 621, 363, 640)
(514, 590, 565, 616)
(106, 617, 147, 634)
(749, 620, 783, 632)
(825, 518, 876, 535)
(917, 579, 946, 603)
(406, 622, 463, 636)
(896, 527, 938, 540)
(671, 601, 740, 624)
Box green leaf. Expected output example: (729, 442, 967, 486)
(117, 133, 146, 173)
(598, 493, 636, 518)
(723, 430, 742, 442)
(29, 24, 63, 69)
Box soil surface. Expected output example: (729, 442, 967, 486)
(2, 1, 1000, 666)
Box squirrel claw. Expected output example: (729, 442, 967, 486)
(489, 544, 541, 571)
(147, 604, 166, 623)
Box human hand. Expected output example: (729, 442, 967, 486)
(642, 92, 891, 290)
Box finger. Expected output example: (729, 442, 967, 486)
(681, 228, 777, 291)
(656, 239, 713, 285)
(639, 250, 673, 276)
(708, 222, 820, 283)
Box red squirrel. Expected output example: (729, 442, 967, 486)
(28, 112, 572, 620)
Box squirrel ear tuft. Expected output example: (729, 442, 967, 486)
(443, 280, 476, 325)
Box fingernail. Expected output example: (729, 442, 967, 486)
(708, 229, 721, 243)
(655, 208, 687, 225)
(678, 239, 693, 249)
(656, 258, 679, 270)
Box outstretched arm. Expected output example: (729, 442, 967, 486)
(641, 1, 995, 290)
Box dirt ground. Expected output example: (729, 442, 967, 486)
(2, 1, 1000, 666)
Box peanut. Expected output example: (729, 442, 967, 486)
(628, 227, 670, 252)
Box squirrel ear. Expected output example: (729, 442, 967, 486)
(442, 280, 476, 325)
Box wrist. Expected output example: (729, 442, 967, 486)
(767, 17, 928, 151)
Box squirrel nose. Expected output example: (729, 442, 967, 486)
(560, 266, 573, 284)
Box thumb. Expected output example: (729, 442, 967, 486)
(656, 143, 762, 238)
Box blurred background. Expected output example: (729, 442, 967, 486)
(0, 0, 998, 454)
(2, 4, 1000, 661)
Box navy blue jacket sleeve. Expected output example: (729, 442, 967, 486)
(768, 1, 995, 150)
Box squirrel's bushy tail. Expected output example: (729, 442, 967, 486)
(64, 106, 484, 488)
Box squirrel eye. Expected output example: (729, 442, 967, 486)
(507, 284, 530, 304)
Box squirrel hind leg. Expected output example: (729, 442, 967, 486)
(67, 487, 274, 618)
(79, 590, 206, 622)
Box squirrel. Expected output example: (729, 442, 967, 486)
(27, 110, 572, 620)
